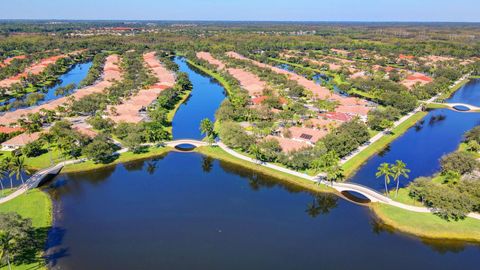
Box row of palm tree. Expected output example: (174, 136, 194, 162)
(376, 160, 410, 198)
(0, 157, 30, 196)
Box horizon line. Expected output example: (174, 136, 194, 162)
(0, 19, 479, 24)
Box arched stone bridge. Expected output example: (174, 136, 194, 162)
(165, 139, 211, 148)
(430, 102, 480, 112)
(328, 182, 391, 203)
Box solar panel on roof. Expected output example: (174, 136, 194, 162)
(300, 133, 313, 140)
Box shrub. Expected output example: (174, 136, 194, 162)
(440, 152, 477, 175)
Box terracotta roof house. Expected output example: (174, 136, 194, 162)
(73, 126, 98, 138)
(286, 126, 328, 145)
(0, 126, 25, 134)
(266, 135, 310, 153)
(401, 73, 433, 89)
(399, 54, 415, 60)
(1, 132, 42, 150)
(320, 112, 353, 122)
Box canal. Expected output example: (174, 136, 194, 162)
(350, 79, 480, 190)
(171, 57, 226, 140)
(1, 61, 93, 110)
(45, 61, 480, 269)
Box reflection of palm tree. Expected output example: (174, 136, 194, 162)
(146, 161, 157, 175)
(306, 199, 322, 218)
(201, 157, 213, 173)
(305, 194, 338, 218)
(248, 174, 261, 191)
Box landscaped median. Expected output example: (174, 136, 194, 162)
(62, 146, 172, 174)
(195, 146, 334, 194)
(342, 111, 428, 177)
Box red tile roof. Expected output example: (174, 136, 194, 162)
(0, 126, 24, 134)
(320, 112, 353, 122)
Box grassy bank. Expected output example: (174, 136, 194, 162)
(62, 146, 171, 174)
(0, 189, 52, 270)
(372, 203, 480, 242)
(165, 90, 192, 134)
(196, 146, 334, 194)
(437, 78, 470, 101)
(342, 111, 428, 177)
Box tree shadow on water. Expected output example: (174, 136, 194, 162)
(43, 226, 69, 268)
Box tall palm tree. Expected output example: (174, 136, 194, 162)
(376, 163, 393, 197)
(1, 158, 13, 190)
(392, 160, 410, 198)
(0, 163, 7, 196)
(9, 157, 29, 187)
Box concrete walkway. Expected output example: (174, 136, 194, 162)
(215, 141, 480, 220)
(3, 138, 480, 221)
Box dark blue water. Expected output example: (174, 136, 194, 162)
(46, 153, 480, 270)
(350, 79, 480, 190)
(172, 57, 226, 140)
(2, 62, 92, 110)
(446, 79, 480, 106)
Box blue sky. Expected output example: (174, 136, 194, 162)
(1, 0, 479, 22)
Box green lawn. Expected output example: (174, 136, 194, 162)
(425, 103, 449, 109)
(196, 146, 334, 194)
(62, 146, 171, 173)
(342, 111, 428, 177)
(0, 189, 52, 270)
(372, 203, 480, 241)
(0, 149, 64, 171)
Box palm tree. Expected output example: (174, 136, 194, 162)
(1, 158, 13, 190)
(9, 157, 29, 187)
(376, 163, 393, 197)
(199, 118, 214, 140)
(0, 232, 13, 270)
(392, 160, 410, 198)
(41, 133, 55, 166)
(0, 163, 7, 196)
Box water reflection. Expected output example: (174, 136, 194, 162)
(46, 152, 480, 269)
(305, 193, 338, 217)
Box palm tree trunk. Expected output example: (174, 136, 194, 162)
(395, 178, 400, 198)
(384, 178, 389, 197)
(0, 180, 4, 196)
(9, 177, 12, 190)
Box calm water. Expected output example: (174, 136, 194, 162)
(446, 79, 480, 106)
(45, 153, 480, 270)
(171, 57, 226, 139)
(2, 61, 92, 110)
(350, 79, 480, 190)
(44, 68, 480, 269)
